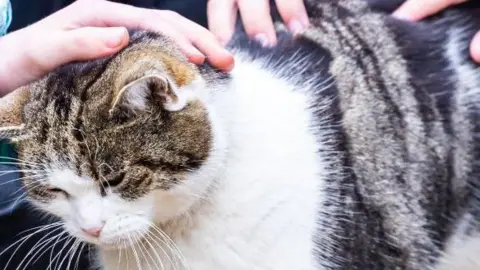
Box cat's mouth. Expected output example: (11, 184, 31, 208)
(66, 222, 150, 250)
(77, 232, 145, 250)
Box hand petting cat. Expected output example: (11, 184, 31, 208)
(1, 0, 478, 97)
(207, 0, 310, 47)
(0, 0, 235, 95)
(393, 0, 480, 62)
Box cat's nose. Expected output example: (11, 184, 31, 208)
(82, 225, 104, 238)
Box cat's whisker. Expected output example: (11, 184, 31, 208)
(0, 193, 27, 208)
(133, 231, 154, 270)
(0, 172, 47, 187)
(14, 222, 62, 238)
(0, 221, 63, 259)
(127, 233, 143, 270)
(0, 161, 42, 169)
(92, 132, 100, 162)
(98, 162, 114, 175)
(1, 222, 63, 270)
(7, 174, 49, 191)
(49, 236, 75, 270)
(182, 192, 208, 202)
(9, 188, 37, 200)
(58, 239, 77, 270)
(31, 233, 70, 266)
(116, 240, 123, 270)
(16, 226, 62, 269)
(150, 224, 188, 269)
(131, 218, 178, 269)
(48, 234, 71, 270)
(63, 238, 81, 270)
(122, 238, 130, 270)
(47, 234, 69, 270)
(17, 228, 67, 270)
(140, 220, 187, 270)
(73, 242, 85, 270)
(72, 128, 92, 157)
(142, 231, 165, 270)
(152, 231, 185, 270)
(0, 156, 44, 167)
(0, 169, 45, 177)
(9, 178, 49, 198)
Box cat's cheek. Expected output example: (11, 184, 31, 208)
(31, 197, 72, 220)
(99, 215, 152, 248)
(104, 191, 156, 218)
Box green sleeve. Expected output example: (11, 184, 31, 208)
(0, 141, 16, 163)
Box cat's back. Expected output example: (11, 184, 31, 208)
(222, 1, 480, 269)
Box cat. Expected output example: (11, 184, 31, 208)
(1, 0, 480, 269)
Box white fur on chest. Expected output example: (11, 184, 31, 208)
(100, 55, 327, 270)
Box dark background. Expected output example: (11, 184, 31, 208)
(8, 0, 209, 32)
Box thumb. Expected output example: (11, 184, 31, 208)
(33, 26, 129, 73)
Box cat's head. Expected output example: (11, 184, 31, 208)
(0, 31, 225, 249)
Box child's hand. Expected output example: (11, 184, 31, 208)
(207, 0, 309, 47)
(393, 0, 480, 62)
(0, 0, 234, 95)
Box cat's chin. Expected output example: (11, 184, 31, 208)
(69, 230, 145, 251)
(97, 242, 129, 251)
(81, 237, 141, 251)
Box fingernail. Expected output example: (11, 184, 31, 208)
(471, 32, 480, 62)
(188, 50, 205, 64)
(289, 20, 305, 34)
(105, 27, 128, 48)
(254, 33, 269, 47)
(392, 10, 410, 20)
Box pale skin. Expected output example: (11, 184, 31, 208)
(0, 0, 479, 95)
(207, 0, 310, 46)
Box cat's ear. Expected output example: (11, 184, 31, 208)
(109, 74, 186, 116)
(0, 86, 30, 141)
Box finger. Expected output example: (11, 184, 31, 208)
(61, 1, 229, 69)
(28, 27, 129, 74)
(470, 31, 480, 63)
(392, 0, 467, 21)
(275, 0, 309, 34)
(161, 11, 235, 71)
(207, 0, 237, 46)
(140, 18, 207, 65)
(237, 0, 277, 46)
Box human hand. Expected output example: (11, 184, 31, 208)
(392, 0, 480, 62)
(207, 0, 309, 47)
(0, 0, 234, 95)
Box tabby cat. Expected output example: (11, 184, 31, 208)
(1, 0, 480, 269)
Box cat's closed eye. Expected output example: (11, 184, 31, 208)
(46, 187, 69, 197)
